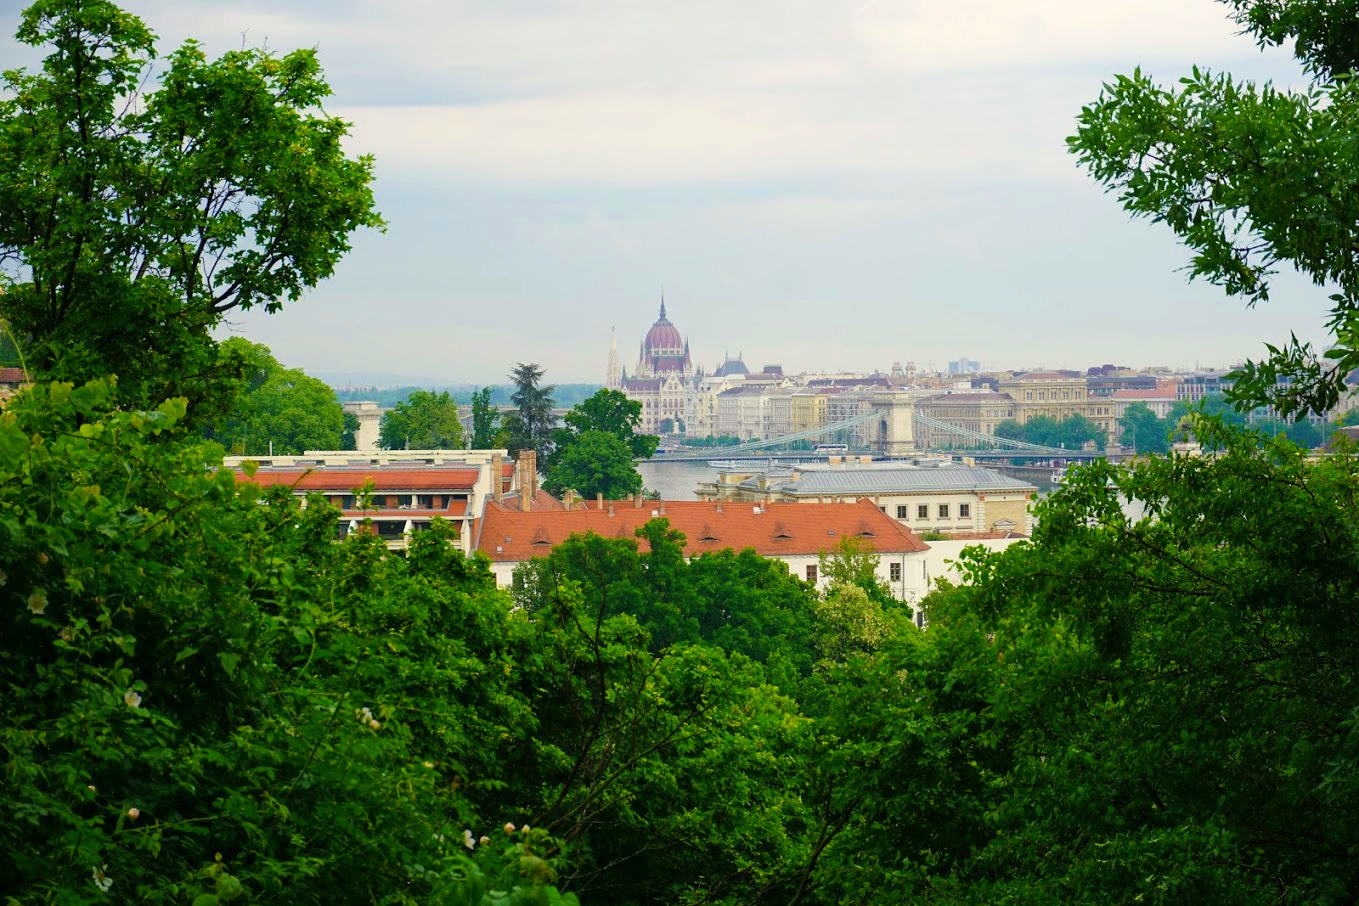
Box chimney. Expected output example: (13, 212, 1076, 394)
(524, 450, 538, 497)
(715, 501, 722, 513)
(596, 493, 604, 511)
(608, 501, 615, 516)
(563, 489, 575, 509)
(635, 494, 643, 509)
(491, 453, 504, 503)
(659, 501, 667, 515)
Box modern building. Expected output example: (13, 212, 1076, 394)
(474, 497, 934, 608)
(696, 459, 1036, 535)
(228, 449, 515, 553)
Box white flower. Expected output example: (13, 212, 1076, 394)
(422, 761, 435, 769)
(92, 865, 113, 893)
(27, 589, 47, 615)
(126, 807, 140, 820)
(504, 822, 516, 834)
(521, 825, 531, 834)
(478, 835, 490, 846)
(463, 829, 476, 850)
(123, 689, 141, 709)
(368, 719, 381, 730)
(87, 785, 96, 793)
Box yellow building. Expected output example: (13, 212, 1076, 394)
(998, 372, 1092, 424)
(915, 392, 1016, 448)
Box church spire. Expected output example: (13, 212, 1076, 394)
(659, 293, 667, 321)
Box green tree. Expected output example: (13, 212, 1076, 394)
(1070, 0, 1359, 418)
(540, 430, 641, 499)
(340, 410, 359, 451)
(207, 338, 344, 455)
(0, 0, 382, 419)
(379, 389, 464, 450)
(1118, 402, 1172, 454)
(469, 385, 500, 449)
(543, 389, 658, 494)
(505, 363, 556, 458)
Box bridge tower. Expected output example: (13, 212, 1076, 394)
(869, 391, 918, 456)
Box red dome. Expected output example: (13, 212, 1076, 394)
(645, 318, 683, 352)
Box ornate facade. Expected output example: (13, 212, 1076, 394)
(615, 299, 701, 434)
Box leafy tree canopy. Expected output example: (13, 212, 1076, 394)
(0, 0, 382, 420)
(206, 338, 345, 456)
(1070, 0, 1359, 417)
(379, 388, 465, 450)
(995, 413, 1107, 450)
(540, 429, 642, 500)
(505, 363, 555, 459)
(469, 386, 500, 449)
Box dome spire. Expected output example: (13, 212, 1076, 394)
(659, 293, 667, 321)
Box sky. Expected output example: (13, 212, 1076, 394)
(0, 0, 1336, 384)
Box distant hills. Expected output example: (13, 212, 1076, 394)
(331, 381, 604, 408)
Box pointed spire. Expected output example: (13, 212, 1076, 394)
(659, 293, 667, 321)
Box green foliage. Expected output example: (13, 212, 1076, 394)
(1070, 2, 1359, 417)
(0, 380, 573, 903)
(206, 338, 345, 455)
(995, 413, 1107, 450)
(0, 0, 382, 419)
(470, 386, 500, 449)
(811, 422, 1359, 902)
(379, 389, 465, 450)
(505, 364, 556, 459)
(540, 430, 641, 500)
(543, 390, 657, 498)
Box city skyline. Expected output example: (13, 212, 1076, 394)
(1, 0, 1334, 382)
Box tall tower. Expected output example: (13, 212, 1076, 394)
(606, 328, 622, 390)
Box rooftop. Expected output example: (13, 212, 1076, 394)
(476, 498, 929, 561)
(757, 462, 1036, 496)
(234, 467, 483, 492)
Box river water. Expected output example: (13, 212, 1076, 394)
(637, 460, 721, 500)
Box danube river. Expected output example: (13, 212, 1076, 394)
(636, 459, 721, 500)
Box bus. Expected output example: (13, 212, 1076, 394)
(813, 443, 849, 455)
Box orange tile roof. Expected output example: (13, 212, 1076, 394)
(1110, 388, 1177, 400)
(235, 468, 481, 492)
(0, 367, 28, 384)
(476, 498, 929, 562)
(496, 488, 574, 512)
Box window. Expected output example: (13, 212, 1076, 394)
(805, 564, 818, 582)
(879, 506, 886, 514)
(897, 505, 909, 519)
(890, 562, 902, 582)
(938, 504, 950, 519)
(917, 504, 929, 519)
(959, 503, 971, 518)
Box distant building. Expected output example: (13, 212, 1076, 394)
(342, 401, 383, 452)
(948, 357, 981, 375)
(617, 298, 698, 435)
(227, 449, 514, 553)
(697, 459, 1036, 536)
(0, 366, 29, 406)
(915, 392, 1016, 449)
(474, 497, 934, 609)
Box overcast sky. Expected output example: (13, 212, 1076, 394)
(1, 0, 1334, 384)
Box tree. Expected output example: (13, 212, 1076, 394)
(506, 363, 555, 458)
(470, 385, 499, 449)
(1119, 402, 1172, 454)
(0, 0, 382, 418)
(379, 389, 464, 450)
(206, 338, 344, 455)
(543, 389, 658, 493)
(340, 410, 359, 451)
(1070, 0, 1359, 418)
(811, 423, 1359, 901)
(540, 430, 640, 499)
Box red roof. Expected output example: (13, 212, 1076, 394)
(476, 498, 929, 562)
(0, 367, 27, 384)
(1110, 388, 1177, 400)
(235, 468, 481, 492)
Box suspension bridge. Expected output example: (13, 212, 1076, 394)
(647, 412, 1100, 462)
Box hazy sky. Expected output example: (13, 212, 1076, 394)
(1, 0, 1335, 383)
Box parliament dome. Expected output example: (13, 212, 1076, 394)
(644, 300, 684, 354)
